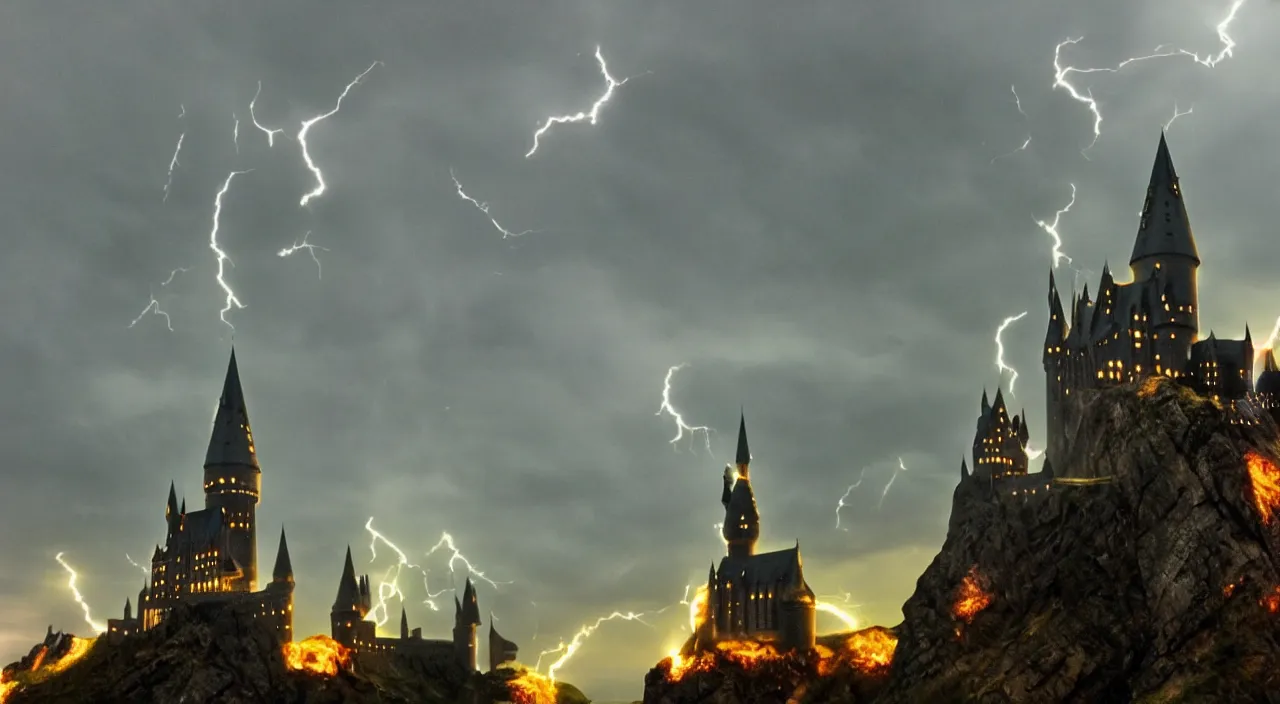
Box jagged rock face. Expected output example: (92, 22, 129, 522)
(644, 380, 1280, 703)
(1, 600, 568, 704)
(882, 379, 1280, 703)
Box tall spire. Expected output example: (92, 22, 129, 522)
(735, 410, 751, 469)
(205, 348, 259, 470)
(332, 546, 361, 611)
(272, 527, 293, 584)
(1131, 133, 1200, 265)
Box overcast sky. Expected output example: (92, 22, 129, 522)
(1, 1, 1277, 699)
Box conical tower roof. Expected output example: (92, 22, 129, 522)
(332, 546, 361, 611)
(205, 348, 259, 469)
(1131, 133, 1200, 265)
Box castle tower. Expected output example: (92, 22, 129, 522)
(400, 606, 409, 640)
(452, 578, 482, 671)
(778, 542, 816, 651)
(1043, 269, 1068, 466)
(202, 349, 262, 592)
(1130, 133, 1200, 375)
(1255, 349, 1280, 425)
(721, 412, 760, 559)
(331, 546, 365, 646)
(269, 527, 295, 641)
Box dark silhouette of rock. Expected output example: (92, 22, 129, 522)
(644, 379, 1280, 702)
(2, 598, 587, 703)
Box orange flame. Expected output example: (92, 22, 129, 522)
(507, 669, 557, 704)
(27, 647, 47, 673)
(282, 635, 352, 677)
(952, 566, 992, 624)
(688, 585, 710, 633)
(1137, 376, 1164, 398)
(1261, 586, 1280, 614)
(664, 628, 897, 682)
(45, 637, 93, 675)
(1245, 451, 1280, 526)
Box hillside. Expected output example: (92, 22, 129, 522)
(644, 377, 1280, 703)
(1, 599, 588, 704)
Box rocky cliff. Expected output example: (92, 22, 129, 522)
(1, 599, 588, 704)
(644, 378, 1280, 703)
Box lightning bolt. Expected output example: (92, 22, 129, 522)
(53, 553, 105, 634)
(249, 81, 285, 147)
(277, 231, 327, 279)
(1034, 183, 1077, 268)
(991, 85, 1031, 164)
(1164, 103, 1194, 132)
(232, 113, 240, 154)
(450, 168, 536, 238)
(1024, 442, 1045, 461)
(1051, 0, 1247, 154)
(526, 46, 635, 158)
(540, 611, 655, 682)
(995, 311, 1030, 395)
(834, 467, 866, 531)
(124, 553, 150, 577)
(127, 267, 189, 331)
(208, 170, 253, 330)
(364, 518, 450, 625)
(656, 364, 713, 453)
(178, 104, 185, 119)
(877, 458, 907, 510)
(298, 61, 382, 207)
(162, 132, 184, 203)
(1257, 318, 1280, 363)
(422, 532, 512, 590)
(815, 600, 860, 631)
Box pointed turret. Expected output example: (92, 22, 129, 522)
(272, 527, 293, 584)
(123, 598, 132, 621)
(460, 578, 482, 626)
(1044, 269, 1068, 364)
(205, 349, 259, 470)
(332, 546, 361, 611)
(961, 457, 969, 479)
(1131, 133, 1200, 266)
(400, 607, 410, 639)
(179, 498, 185, 515)
(735, 411, 751, 472)
(166, 481, 179, 522)
(980, 389, 990, 415)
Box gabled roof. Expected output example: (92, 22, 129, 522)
(178, 508, 225, 548)
(716, 545, 808, 593)
(205, 349, 260, 470)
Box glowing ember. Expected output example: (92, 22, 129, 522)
(0, 679, 16, 704)
(841, 628, 896, 672)
(1261, 586, 1280, 614)
(45, 637, 93, 675)
(507, 669, 557, 704)
(688, 585, 709, 632)
(1225, 582, 1238, 598)
(1245, 451, 1280, 526)
(1137, 376, 1164, 398)
(952, 566, 993, 624)
(283, 635, 352, 677)
(27, 647, 47, 673)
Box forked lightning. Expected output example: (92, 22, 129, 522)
(834, 467, 866, 531)
(526, 46, 635, 158)
(249, 81, 285, 147)
(209, 171, 253, 330)
(278, 231, 328, 279)
(995, 311, 1029, 395)
(450, 168, 535, 238)
(298, 61, 382, 207)
(656, 365, 713, 453)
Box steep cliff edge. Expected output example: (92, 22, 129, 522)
(645, 378, 1280, 703)
(1, 599, 587, 704)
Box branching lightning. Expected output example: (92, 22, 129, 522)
(449, 168, 536, 238)
(162, 133, 185, 203)
(526, 46, 635, 158)
(54, 553, 106, 634)
(297, 61, 382, 207)
(1034, 183, 1077, 268)
(1051, 0, 1247, 153)
(363, 518, 509, 628)
(656, 364, 713, 453)
(127, 267, 189, 331)
(877, 458, 907, 510)
(208, 171, 253, 330)
(539, 610, 655, 682)
(834, 467, 866, 531)
(995, 311, 1030, 395)
(1164, 103, 1194, 132)
(249, 81, 285, 147)
(277, 231, 328, 279)
(125, 553, 150, 576)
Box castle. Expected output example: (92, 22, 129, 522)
(108, 349, 294, 641)
(695, 414, 817, 651)
(105, 349, 520, 674)
(966, 133, 1280, 496)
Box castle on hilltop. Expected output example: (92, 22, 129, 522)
(694, 414, 817, 651)
(104, 350, 520, 674)
(964, 134, 1280, 497)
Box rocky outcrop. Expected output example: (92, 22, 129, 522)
(645, 378, 1280, 702)
(1, 599, 587, 703)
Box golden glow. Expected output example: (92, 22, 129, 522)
(815, 600, 859, 630)
(54, 553, 107, 634)
(541, 610, 649, 683)
(952, 566, 993, 624)
(506, 669, 558, 704)
(688, 585, 709, 633)
(283, 635, 351, 677)
(664, 626, 898, 682)
(1245, 451, 1280, 526)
